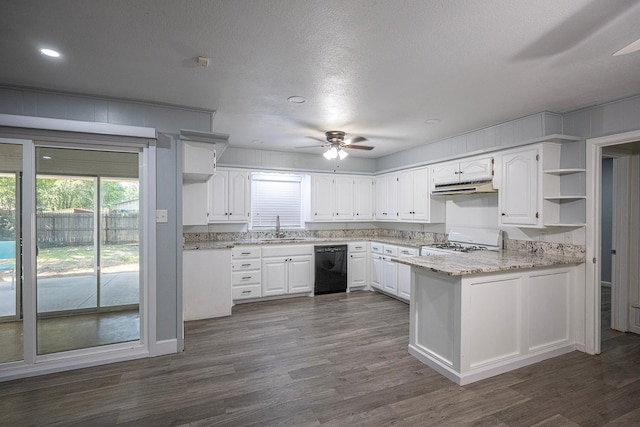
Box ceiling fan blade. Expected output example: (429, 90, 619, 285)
(345, 144, 374, 151)
(343, 136, 367, 145)
(305, 136, 326, 143)
(295, 145, 327, 149)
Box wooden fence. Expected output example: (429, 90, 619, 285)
(36, 212, 138, 247)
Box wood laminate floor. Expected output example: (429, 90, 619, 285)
(1, 291, 639, 426)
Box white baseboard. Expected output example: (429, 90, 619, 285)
(150, 339, 179, 356)
(409, 343, 578, 386)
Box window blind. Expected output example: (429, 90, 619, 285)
(251, 173, 302, 229)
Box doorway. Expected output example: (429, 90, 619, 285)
(0, 141, 146, 365)
(586, 130, 640, 354)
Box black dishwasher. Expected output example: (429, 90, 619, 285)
(314, 245, 348, 295)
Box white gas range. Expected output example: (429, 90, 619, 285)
(420, 227, 502, 256)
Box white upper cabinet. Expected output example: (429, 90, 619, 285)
(499, 141, 584, 228)
(309, 174, 373, 222)
(398, 167, 445, 223)
(208, 169, 250, 223)
(353, 177, 373, 220)
(459, 158, 493, 182)
(432, 161, 461, 186)
(499, 146, 540, 226)
(375, 173, 398, 220)
(334, 176, 354, 220)
(432, 157, 493, 186)
(182, 141, 216, 182)
(310, 174, 335, 221)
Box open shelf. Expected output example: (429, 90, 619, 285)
(543, 168, 586, 175)
(543, 223, 587, 227)
(544, 196, 587, 201)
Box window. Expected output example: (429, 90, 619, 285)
(251, 173, 302, 229)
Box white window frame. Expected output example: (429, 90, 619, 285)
(250, 172, 303, 230)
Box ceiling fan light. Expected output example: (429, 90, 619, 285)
(338, 148, 348, 160)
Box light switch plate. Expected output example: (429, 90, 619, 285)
(156, 209, 168, 223)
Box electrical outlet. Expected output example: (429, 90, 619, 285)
(539, 231, 548, 242)
(156, 209, 168, 223)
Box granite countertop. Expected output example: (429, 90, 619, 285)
(394, 250, 585, 276)
(183, 237, 429, 251)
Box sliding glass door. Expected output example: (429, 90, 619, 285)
(0, 143, 22, 363)
(35, 147, 140, 355)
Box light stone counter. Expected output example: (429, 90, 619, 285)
(183, 237, 430, 251)
(394, 250, 584, 276)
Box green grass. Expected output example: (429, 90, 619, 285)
(37, 244, 139, 276)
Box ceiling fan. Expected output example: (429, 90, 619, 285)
(296, 131, 374, 160)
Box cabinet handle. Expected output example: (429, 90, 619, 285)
(242, 263, 251, 267)
(242, 276, 251, 280)
(314, 213, 317, 216)
(501, 213, 506, 216)
(242, 290, 252, 294)
(459, 170, 463, 174)
(229, 212, 232, 215)
(454, 171, 459, 174)
(241, 252, 251, 255)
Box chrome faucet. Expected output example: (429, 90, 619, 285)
(275, 215, 285, 238)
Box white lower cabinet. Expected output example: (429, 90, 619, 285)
(231, 246, 261, 300)
(370, 243, 384, 290)
(397, 247, 418, 300)
(183, 249, 232, 320)
(347, 242, 368, 291)
(410, 264, 578, 385)
(382, 245, 399, 295)
(262, 245, 314, 297)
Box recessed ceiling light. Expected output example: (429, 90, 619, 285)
(40, 48, 61, 58)
(252, 139, 264, 144)
(424, 118, 441, 125)
(613, 37, 640, 56)
(287, 96, 306, 104)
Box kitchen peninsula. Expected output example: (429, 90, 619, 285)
(395, 250, 585, 385)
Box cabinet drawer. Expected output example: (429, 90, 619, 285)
(231, 259, 261, 271)
(382, 245, 398, 256)
(232, 246, 261, 259)
(232, 271, 261, 285)
(348, 242, 368, 252)
(398, 247, 418, 257)
(370, 242, 383, 254)
(232, 284, 262, 300)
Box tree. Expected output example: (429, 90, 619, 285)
(37, 178, 94, 211)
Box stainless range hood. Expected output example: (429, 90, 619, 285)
(431, 180, 497, 196)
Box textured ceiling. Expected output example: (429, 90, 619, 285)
(2, 0, 640, 158)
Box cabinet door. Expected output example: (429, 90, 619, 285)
(348, 252, 367, 289)
(432, 161, 460, 186)
(262, 257, 287, 296)
(183, 141, 215, 179)
(353, 177, 373, 220)
(397, 247, 418, 300)
(500, 148, 539, 226)
(398, 169, 415, 220)
(397, 263, 412, 300)
(208, 171, 229, 222)
(311, 175, 335, 220)
(183, 181, 208, 225)
(412, 167, 429, 221)
(459, 157, 493, 182)
(370, 254, 383, 289)
(382, 257, 398, 295)
(228, 171, 249, 222)
(389, 174, 399, 219)
(334, 176, 354, 220)
(288, 255, 313, 293)
(375, 176, 387, 220)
